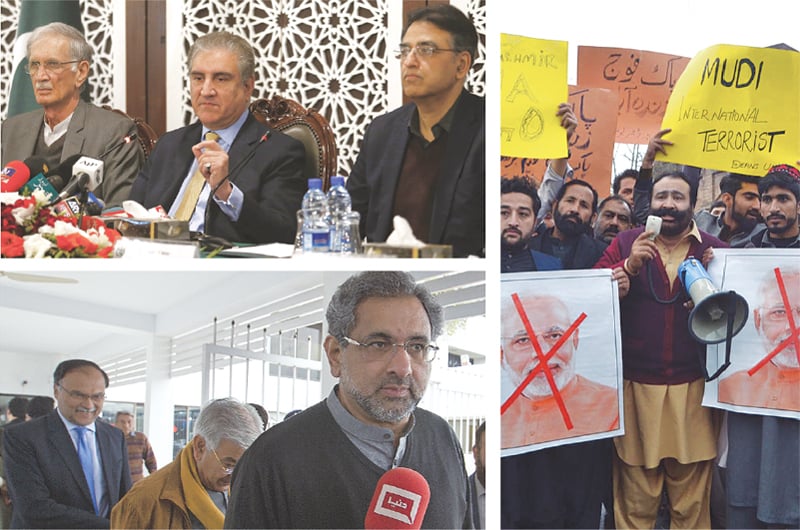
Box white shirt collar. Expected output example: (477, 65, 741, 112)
(43, 112, 74, 147)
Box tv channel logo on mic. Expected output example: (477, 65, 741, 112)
(372, 483, 423, 526)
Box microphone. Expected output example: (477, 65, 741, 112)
(17, 157, 58, 201)
(97, 132, 139, 159)
(24, 156, 50, 178)
(202, 128, 272, 235)
(364, 468, 430, 529)
(20, 172, 62, 203)
(1, 160, 31, 192)
(48, 174, 66, 192)
(57, 157, 104, 201)
(45, 154, 83, 181)
(52, 192, 105, 218)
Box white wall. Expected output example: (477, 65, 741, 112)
(0, 350, 64, 397)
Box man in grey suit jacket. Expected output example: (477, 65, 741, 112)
(3, 359, 131, 529)
(346, 4, 485, 257)
(1, 22, 142, 208)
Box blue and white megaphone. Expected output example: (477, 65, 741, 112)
(678, 257, 749, 381)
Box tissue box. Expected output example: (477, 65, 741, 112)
(363, 243, 453, 258)
(104, 218, 191, 241)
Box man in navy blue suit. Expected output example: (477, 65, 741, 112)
(3, 359, 130, 529)
(347, 4, 485, 257)
(130, 31, 305, 245)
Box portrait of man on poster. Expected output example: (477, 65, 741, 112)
(501, 270, 624, 453)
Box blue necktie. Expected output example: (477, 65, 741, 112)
(75, 427, 99, 515)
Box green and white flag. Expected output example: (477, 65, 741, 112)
(7, 0, 84, 118)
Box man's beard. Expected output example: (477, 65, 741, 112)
(502, 228, 531, 251)
(769, 335, 799, 369)
(554, 209, 588, 238)
(339, 372, 424, 423)
(731, 206, 759, 233)
(502, 356, 574, 400)
(765, 212, 797, 235)
(650, 207, 692, 236)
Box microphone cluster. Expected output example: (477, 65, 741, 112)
(1, 132, 136, 215)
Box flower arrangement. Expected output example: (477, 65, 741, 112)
(1, 190, 120, 258)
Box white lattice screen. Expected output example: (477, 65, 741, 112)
(178, 0, 485, 175)
(0, 0, 115, 118)
(1, 0, 485, 176)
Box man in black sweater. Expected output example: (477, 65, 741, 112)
(225, 272, 471, 529)
(530, 179, 608, 270)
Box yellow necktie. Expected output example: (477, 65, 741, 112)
(174, 131, 220, 221)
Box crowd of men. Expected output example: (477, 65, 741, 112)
(501, 106, 800, 528)
(2, 3, 484, 256)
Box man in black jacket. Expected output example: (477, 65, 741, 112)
(347, 5, 484, 257)
(530, 179, 608, 269)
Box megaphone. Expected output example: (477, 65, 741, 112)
(678, 257, 749, 381)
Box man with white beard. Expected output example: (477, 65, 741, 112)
(500, 289, 617, 529)
(719, 268, 800, 411)
(501, 294, 618, 448)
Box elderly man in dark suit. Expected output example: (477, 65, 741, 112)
(1, 23, 143, 208)
(3, 359, 130, 529)
(346, 4, 485, 258)
(130, 31, 305, 245)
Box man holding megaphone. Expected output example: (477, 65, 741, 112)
(595, 171, 728, 529)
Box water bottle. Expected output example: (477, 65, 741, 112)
(326, 176, 352, 252)
(301, 178, 330, 253)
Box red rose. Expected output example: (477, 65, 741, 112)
(56, 233, 98, 255)
(80, 216, 105, 231)
(1, 231, 24, 257)
(98, 245, 114, 258)
(105, 228, 122, 244)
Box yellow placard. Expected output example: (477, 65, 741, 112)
(660, 44, 800, 176)
(501, 34, 568, 159)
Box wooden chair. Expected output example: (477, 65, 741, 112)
(249, 96, 337, 190)
(101, 106, 159, 159)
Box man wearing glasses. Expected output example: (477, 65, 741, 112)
(346, 5, 485, 258)
(111, 398, 262, 529)
(1, 23, 143, 208)
(225, 271, 472, 528)
(2, 359, 131, 528)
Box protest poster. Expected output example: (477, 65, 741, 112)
(501, 270, 624, 456)
(703, 249, 800, 420)
(501, 34, 568, 159)
(500, 155, 544, 182)
(660, 44, 800, 176)
(578, 46, 689, 145)
(500, 86, 618, 197)
(567, 86, 618, 195)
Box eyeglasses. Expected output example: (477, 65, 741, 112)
(342, 335, 438, 363)
(25, 60, 80, 76)
(211, 448, 236, 475)
(394, 44, 460, 60)
(57, 383, 106, 402)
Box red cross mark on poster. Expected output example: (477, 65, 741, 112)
(748, 267, 800, 376)
(500, 292, 587, 431)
